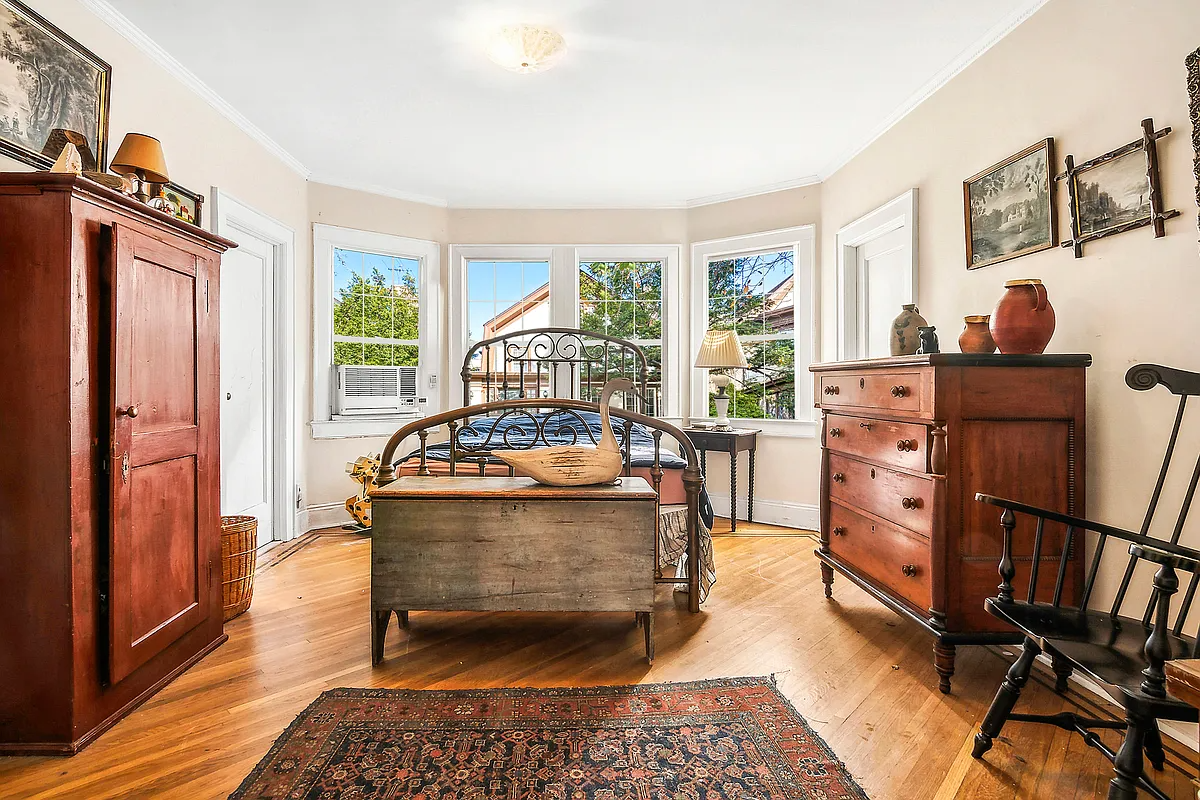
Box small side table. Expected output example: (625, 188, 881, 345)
(683, 428, 758, 532)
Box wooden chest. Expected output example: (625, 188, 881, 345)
(370, 476, 658, 663)
(810, 354, 1089, 693)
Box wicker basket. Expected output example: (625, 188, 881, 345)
(221, 515, 258, 622)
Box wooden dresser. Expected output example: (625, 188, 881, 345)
(0, 174, 234, 754)
(810, 354, 1089, 693)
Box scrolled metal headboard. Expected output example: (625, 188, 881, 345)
(461, 327, 651, 412)
(375, 397, 703, 612)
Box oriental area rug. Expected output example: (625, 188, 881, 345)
(229, 677, 869, 799)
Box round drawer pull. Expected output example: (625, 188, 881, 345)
(901, 496, 922, 510)
(896, 439, 918, 452)
(890, 385, 909, 398)
(832, 526, 845, 537)
(832, 472, 845, 483)
(901, 564, 918, 578)
(829, 427, 842, 438)
(859, 421, 873, 430)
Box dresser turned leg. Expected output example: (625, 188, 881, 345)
(644, 612, 655, 664)
(934, 640, 956, 694)
(820, 563, 834, 598)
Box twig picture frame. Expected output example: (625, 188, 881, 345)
(1056, 118, 1179, 258)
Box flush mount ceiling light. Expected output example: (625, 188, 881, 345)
(486, 24, 566, 74)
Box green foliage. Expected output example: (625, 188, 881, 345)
(332, 256, 419, 367)
(706, 252, 796, 420)
(578, 261, 662, 342)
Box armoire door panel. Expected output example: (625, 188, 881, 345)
(131, 252, 197, 433)
(109, 223, 209, 685)
(128, 456, 200, 644)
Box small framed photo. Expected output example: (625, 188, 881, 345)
(160, 182, 203, 227)
(963, 138, 1056, 269)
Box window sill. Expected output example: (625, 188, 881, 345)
(310, 416, 422, 440)
(685, 417, 817, 439)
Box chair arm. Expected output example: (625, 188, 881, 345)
(975, 493, 1200, 565)
(1129, 542, 1200, 574)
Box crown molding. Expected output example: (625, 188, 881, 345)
(684, 175, 822, 209)
(308, 176, 450, 208)
(79, 0, 310, 178)
(818, 0, 1050, 181)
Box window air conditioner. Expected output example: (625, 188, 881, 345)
(335, 365, 422, 416)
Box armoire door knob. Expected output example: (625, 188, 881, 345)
(119, 404, 139, 418)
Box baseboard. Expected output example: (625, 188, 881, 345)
(705, 492, 818, 531)
(306, 501, 353, 532)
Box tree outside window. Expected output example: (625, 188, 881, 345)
(706, 250, 795, 420)
(332, 248, 420, 367)
(579, 260, 664, 414)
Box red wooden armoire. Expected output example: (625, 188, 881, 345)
(0, 173, 235, 754)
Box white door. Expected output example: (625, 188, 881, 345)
(220, 232, 275, 547)
(856, 228, 910, 359)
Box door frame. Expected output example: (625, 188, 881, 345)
(835, 188, 918, 359)
(212, 190, 298, 543)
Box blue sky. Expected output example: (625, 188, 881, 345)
(467, 261, 550, 340)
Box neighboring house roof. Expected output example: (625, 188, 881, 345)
(482, 282, 550, 338)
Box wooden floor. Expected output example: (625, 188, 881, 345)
(1, 524, 1196, 799)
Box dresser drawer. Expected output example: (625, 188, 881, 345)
(828, 502, 931, 611)
(828, 453, 933, 536)
(824, 413, 928, 473)
(818, 370, 925, 414)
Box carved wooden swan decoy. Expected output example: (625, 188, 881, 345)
(490, 378, 633, 486)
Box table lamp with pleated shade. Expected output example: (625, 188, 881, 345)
(695, 329, 748, 430)
(110, 133, 169, 203)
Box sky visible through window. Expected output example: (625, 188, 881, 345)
(467, 261, 550, 343)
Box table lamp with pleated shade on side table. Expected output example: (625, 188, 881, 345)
(694, 329, 748, 431)
(109, 132, 169, 204)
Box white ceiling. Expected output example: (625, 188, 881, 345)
(100, 0, 1040, 208)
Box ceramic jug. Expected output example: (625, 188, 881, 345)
(990, 279, 1055, 355)
(890, 304, 928, 356)
(958, 315, 997, 354)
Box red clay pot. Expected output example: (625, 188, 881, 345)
(958, 315, 996, 354)
(989, 279, 1055, 355)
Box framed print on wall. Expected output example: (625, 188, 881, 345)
(0, 0, 111, 171)
(964, 138, 1057, 269)
(1057, 118, 1179, 258)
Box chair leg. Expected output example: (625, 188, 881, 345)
(1109, 714, 1151, 800)
(1143, 719, 1166, 772)
(1051, 652, 1073, 694)
(972, 637, 1040, 758)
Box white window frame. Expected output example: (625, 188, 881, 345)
(448, 244, 681, 419)
(690, 225, 816, 438)
(311, 224, 441, 439)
